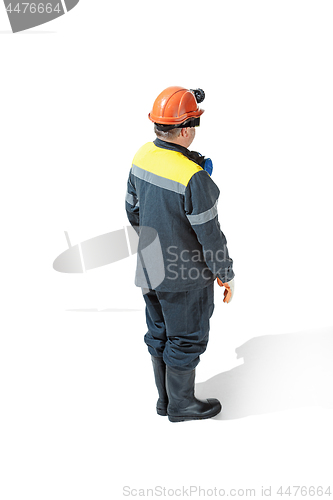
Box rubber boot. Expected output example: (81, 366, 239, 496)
(165, 365, 222, 422)
(151, 356, 168, 416)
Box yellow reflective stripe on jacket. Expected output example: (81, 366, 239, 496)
(132, 142, 202, 188)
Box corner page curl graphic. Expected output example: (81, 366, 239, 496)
(53, 226, 165, 294)
(3, 0, 80, 33)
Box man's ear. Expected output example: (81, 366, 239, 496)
(181, 127, 189, 138)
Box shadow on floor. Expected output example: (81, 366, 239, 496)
(195, 327, 333, 420)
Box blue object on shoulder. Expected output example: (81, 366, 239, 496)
(203, 158, 213, 176)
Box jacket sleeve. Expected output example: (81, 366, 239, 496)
(125, 170, 140, 233)
(184, 170, 235, 283)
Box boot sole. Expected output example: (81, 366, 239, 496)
(168, 404, 222, 423)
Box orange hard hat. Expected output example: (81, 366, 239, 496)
(148, 86, 205, 125)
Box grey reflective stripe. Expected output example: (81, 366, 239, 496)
(125, 192, 134, 205)
(132, 164, 186, 195)
(186, 201, 218, 226)
(125, 192, 139, 208)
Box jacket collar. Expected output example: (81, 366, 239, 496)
(153, 138, 205, 167)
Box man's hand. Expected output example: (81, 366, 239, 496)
(217, 277, 235, 303)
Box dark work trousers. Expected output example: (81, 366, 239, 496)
(143, 283, 214, 371)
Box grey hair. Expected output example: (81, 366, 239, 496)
(154, 124, 182, 141)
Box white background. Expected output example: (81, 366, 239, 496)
(1, 1, 333, 499)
